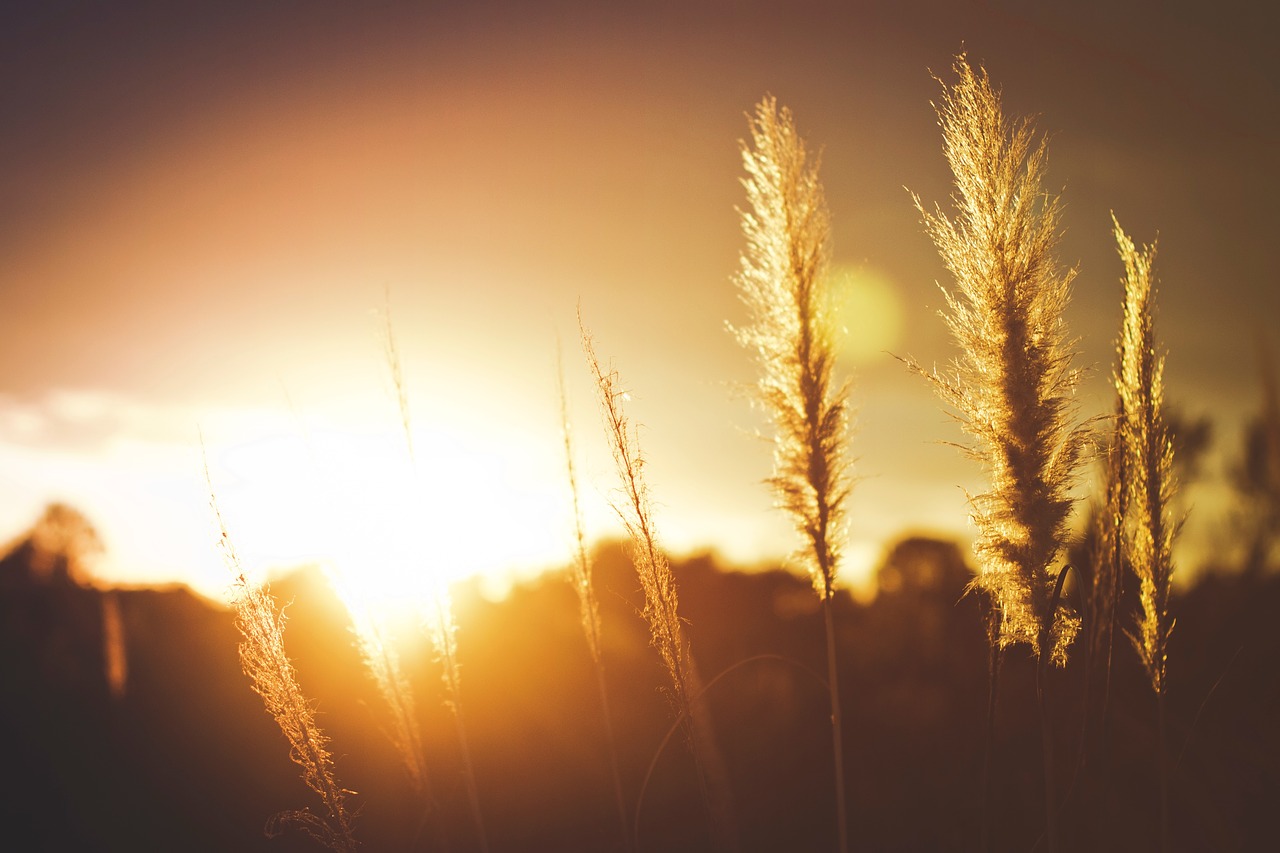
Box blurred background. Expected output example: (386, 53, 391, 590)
(1, 0, 1275, 598)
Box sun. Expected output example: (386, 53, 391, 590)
(205, 414, 576, 617)
(830, 264, 904, 366)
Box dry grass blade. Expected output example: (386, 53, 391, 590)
(579, 321, 692, 708)
(205, 456, 358, 853)
(906, 54, 1094, 853)
(558, 338, 605, 664)
(906, 54, 1088, 665)
(579, 314, 737, 851)
(1072, 422, 1125, 801)
(732, 94, 851, 853)
(557, 337, 631, 850)
(1085, 433, 1125, 686)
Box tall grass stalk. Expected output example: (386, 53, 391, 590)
(383, 311, 489, 853)
(908, 55, 1090, 853)
(205, 457, 358, 853)
(731, 95, 851, 853)
(280, 378, 446, 844)
(580, 318, 737, 852)
(1088, 426, 1126, 737)
(1113, 216, 1175, 851)
(980, 600, 1002, 853)
(1067, 423, 1125, 833)
(557, 340, 632, 851)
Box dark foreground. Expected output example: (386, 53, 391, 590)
(2, 534, 1277, 852)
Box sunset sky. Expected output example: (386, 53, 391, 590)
(1, 1, 1275, 600)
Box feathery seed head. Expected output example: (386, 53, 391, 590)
(1114, 215, 1175, 695)
(910, 55, 1088, 664)
(733, 95, 852, 600)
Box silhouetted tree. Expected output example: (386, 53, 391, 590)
(2, 502, 104, 587)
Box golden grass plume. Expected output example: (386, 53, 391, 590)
(731, 94, 852, 602)
(1113, 215, 1175, 695)
(732, 95, 852, 852)
(908, 55, 1089, 665)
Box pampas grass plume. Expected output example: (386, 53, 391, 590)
(1114, 214, 1175, 697)
(732, 95, 852, 602)
(908, 55, 1093, 853)
(1114, 215, 1176, 849)
(908, 55, 1089, 665)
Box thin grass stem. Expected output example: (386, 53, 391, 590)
(822, 595, 849, 852)
(1036, 651, 1057, 853)
(557, 338, 631, 851)
(633, 654, 827, 850)
(732, 95, 853, 853)
(580, 315, 737, 852)
(980, 604, 1002, 853)
(204, 447, 358, 853)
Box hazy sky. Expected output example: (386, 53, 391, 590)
(1, 1, 1275, 599)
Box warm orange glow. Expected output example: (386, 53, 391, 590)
(101, 591, 129, 699)
(831, 265, 905, 366)
(203, 410, 580, 609)
(0, 0, 1257, 608)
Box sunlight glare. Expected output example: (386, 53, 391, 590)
(205, 415, 574, 619)
(830, 265, 904, 365)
